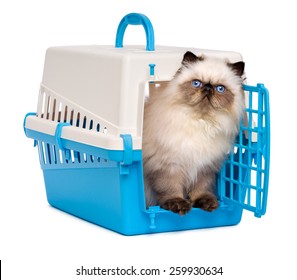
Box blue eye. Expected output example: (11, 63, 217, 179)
(216, 85, 225, 93)
(192, 80, 202, 88)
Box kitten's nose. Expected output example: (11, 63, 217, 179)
(204, 83, 213, 93)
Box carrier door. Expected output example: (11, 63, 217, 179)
(218, 84, 270, 218)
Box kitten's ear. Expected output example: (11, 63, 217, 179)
(228, 61, 245, 77)
(182, 51, 203, 66)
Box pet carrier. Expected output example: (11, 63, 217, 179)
(23, 13, 270, 235)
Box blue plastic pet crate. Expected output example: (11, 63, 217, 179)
(23, 13, 270, 235)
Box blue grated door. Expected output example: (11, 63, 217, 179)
(218, 84, 270, 217)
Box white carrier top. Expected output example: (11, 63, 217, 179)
(27, 13, 244, 151)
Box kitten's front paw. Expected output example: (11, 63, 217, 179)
(193, 194, 219, 212)
(162, 198, 192, 216)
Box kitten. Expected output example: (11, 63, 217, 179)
(142, 51, 245, 215)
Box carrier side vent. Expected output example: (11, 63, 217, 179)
(37, 84, 118, 136)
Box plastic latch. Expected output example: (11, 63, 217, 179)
(55, 123, 71, 160)
(149, 63, 156, 83)
(23, 112, 37, 147)
(147, 206, 160, 229)
(119, 134, 133, 175)
(149, 63, 156, 75)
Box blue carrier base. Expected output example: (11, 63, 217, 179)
(43, 162, 243, 236)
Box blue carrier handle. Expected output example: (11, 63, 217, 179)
(115, 13, 155, 51)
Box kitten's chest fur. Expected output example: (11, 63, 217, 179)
(173, 111, 232, 164)
(143, 103, 235, 180)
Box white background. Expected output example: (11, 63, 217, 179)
(0, 0, 296, 279)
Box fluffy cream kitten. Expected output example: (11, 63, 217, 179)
(142, 51, 245, 215)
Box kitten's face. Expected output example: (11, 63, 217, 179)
(173, 51, 245, 117)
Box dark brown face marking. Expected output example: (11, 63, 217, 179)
(179, 80, 235, 112)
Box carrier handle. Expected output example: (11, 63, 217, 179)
(115, 13, 155, 51)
